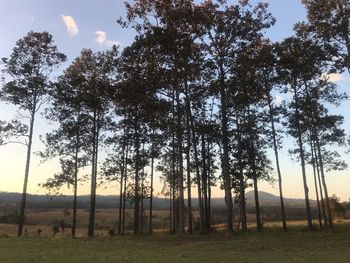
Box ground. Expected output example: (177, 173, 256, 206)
(1, 223, 350, 263)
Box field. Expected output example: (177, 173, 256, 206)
(0, 208, 174, 237)
(1, 208, 350, 262)
(1, 223, 350, 262)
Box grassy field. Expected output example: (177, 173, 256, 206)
(1, 223, 350, 263)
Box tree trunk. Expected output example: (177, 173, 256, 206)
(72, 130, 80, 237)
(189, 114, 204, 233)
(310, 139, 323, 228)
(118, 130, 126, 235)
(219, 63, 233, 233)
(118, 173, 124, 234)
(313, 145, 327, 226)
(201, 134, 209, 232)
(171, 93, 176, 233)
(267, 96, 287, 231)
(236, 116, 247, 231)
(169, 184, 172, 233)
(88, 110, 98, 238)
(253, 176, 262, 231)
(176, 89, 185, 234)
(206, 139, 212, 229)
(17, 107, 36, 237)
(122, 143, 129, 235)
(293, 86, 313, 230)
(134, 122, 140, 234)
(140, 165, 145, 233)
(149, 150, 154, 234)
(184, 83, 193, 234)
(314, 134, 333, 227)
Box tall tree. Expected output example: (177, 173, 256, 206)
(1, 31, 66, 236)
(64, 48, 118, 237)
(277, 37, 321, 230)
(39, 63, 94, 237)
(195, 0, 275, 232)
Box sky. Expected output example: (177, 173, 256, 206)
(0, 0, 349, 201)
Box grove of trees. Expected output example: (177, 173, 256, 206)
(0, 0, 349, 237)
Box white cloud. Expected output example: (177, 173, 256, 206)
(95, 31, 107, 45)
(61, 15, 78, 37)
(95, 31, 119, 48)
(29, 16, 35, 22)
(321, 73, 343, 83)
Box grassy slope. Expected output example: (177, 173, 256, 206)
(1, 225, 350, 263)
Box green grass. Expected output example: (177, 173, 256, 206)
(1, 225, 350, 263)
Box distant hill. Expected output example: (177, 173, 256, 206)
(0, 191, 316, 210)
(245, 191, 317, 207)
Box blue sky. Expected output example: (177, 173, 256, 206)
(0, 0, 349, 201)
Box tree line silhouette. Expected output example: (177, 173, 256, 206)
(0, 0, 349, 237)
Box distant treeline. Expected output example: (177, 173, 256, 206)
(0, 191, 316, 210)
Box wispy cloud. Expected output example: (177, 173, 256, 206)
(61, 15, 78, 37)
(95, 31, 119, 48)
(322, 73, 343, 83)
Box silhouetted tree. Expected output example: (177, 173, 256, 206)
(1, 31, 66, 236)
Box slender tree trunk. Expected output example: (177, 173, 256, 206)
(118, 173, 124, 234)
(122, 143, 129, 235)
(140, 164, 145, 233)
(253, 176, 262, 231)
(176, 89, 185, 234)
(18, 106, 36, 237)
(118, 130, 126, 235)
(201, 134, 209, 231)
(88, 110, 98, 237)
(314, 134, 333, 228)
(185, 138, 193, 234)
(72, 130, 80, 237)
(297, 115, 313, 230)
(293, 86, 313, 230)
(206, 140, 212, 229)
(238, 156, 247, 231)
(184, 83, 193, 234)
(267, 97, 287, 231)
(207, 177, 211, 229)
(169, 185, 172, 233)
(134, 121, 140, 234)
(219, 63, 233, 233)
(249, 130, 261, 231)
(189, 114, 204, 232)
(310, 139, 323, 228)
(236, 116, 247, 231)
(313, 145, 327, 226)
(149, 150, 154, 234)
(171, 93, 176, 233)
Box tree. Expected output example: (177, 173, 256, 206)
(302, 0, 350, 73)
(62, 48, 118, 237)
(303, 79, 347, 227)
(246, 40, 288, 230)
(329, 194, 346, 219)
(38, 62, 93, 237)
(277, 37, 323, 230)
(195, 0, 275, 232)
(1, 31, 66, 236)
